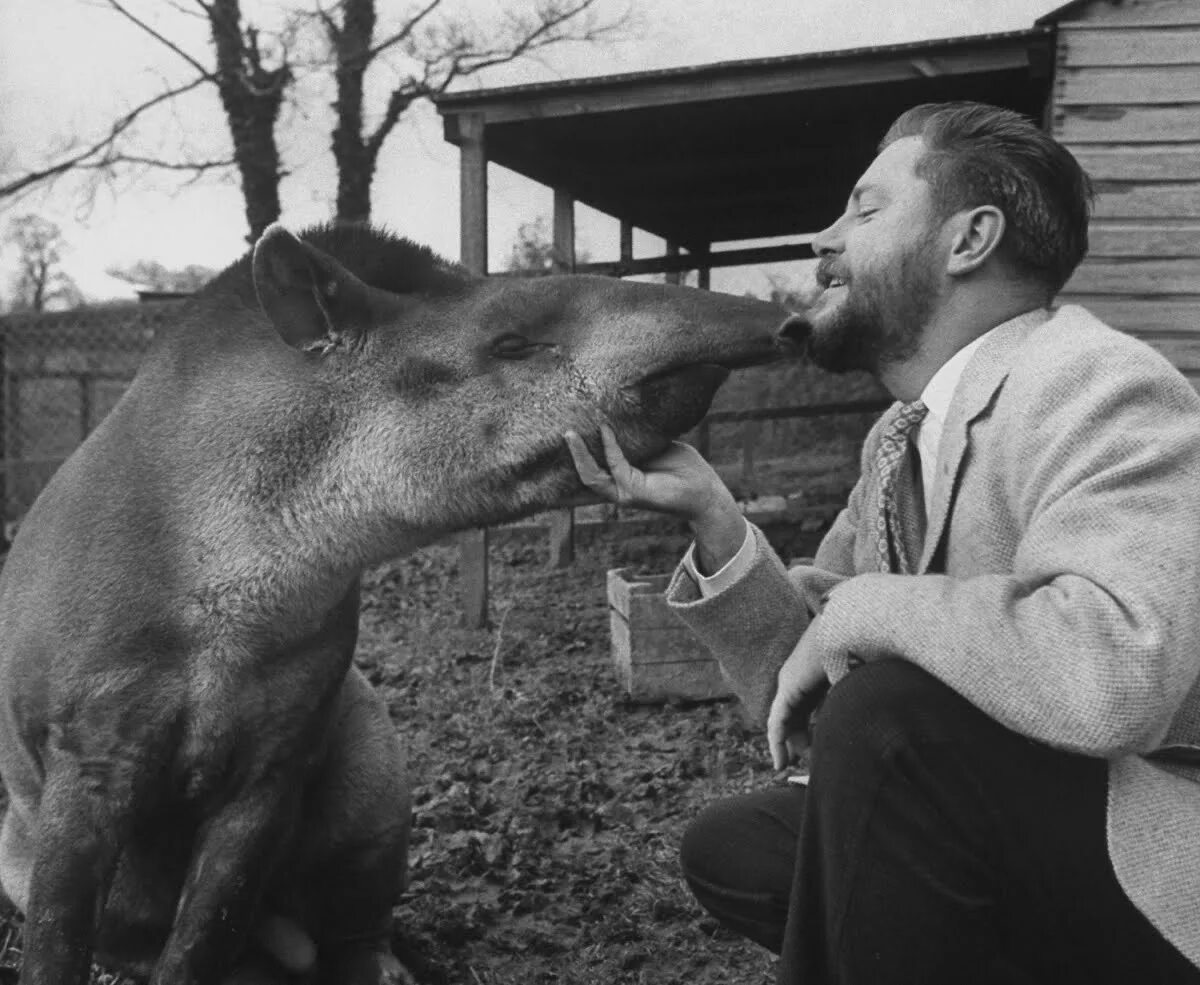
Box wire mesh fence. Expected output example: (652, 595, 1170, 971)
(0, 302, 184, 527)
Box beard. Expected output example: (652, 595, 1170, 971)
(806, 230, 941, 375)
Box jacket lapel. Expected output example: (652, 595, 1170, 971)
(917, 309, 1051, 573)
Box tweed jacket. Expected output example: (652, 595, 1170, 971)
(666, 305, 1200, 965)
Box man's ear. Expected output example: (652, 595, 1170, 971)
(252, 224, 372, 351)
(945, 206, 1006, 278)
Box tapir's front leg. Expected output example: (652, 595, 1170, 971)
(21, 765, 123, 985)
(152, 784, 295, 985)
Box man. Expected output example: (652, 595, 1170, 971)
(566, 102, 1200, 984)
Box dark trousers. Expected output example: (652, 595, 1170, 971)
(681, 659, 1200, 985)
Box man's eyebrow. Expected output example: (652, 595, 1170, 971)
(851, 182, 885, 201)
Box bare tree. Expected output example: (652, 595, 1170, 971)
(320, 0, 626, 224)
(2, 0, 629, 241)
(4, 215, 81, 313)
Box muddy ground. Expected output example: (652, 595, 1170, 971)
(0, 515, 825, 985)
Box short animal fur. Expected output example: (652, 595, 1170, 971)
(0, 223, 792, 984)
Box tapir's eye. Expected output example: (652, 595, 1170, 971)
(491, 334, 544, 360)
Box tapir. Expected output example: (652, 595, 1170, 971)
(0, 222, 797, 984)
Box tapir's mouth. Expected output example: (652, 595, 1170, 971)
(625, 362, 732, 440)
(637, 336, 789, 388)
(638, 362, 730, 389)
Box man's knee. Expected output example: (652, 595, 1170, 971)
(680, 789, 802, 899)
(680, 796, 746, 892)
(679, 790, 801, 955)
(812, 658, 981, 774)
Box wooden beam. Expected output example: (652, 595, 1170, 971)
(1058, 26, 1200, 66)
(1057, 0, 1200, 28)
(1064, 258, 1200, 295)
(619, 221, 633, 265)
(550, 187, 576, 569)
(1091, 182, 1200, 220)
(1057, 296, 1200, 336)
(437, 35, 1046, 126)
(457, 112, 490, 629)
(459, 113, 488, 274)
(572, 241, 815, 277)
(665, 242, 683, 286)
(1068, 144, 1200, 182)
(1087, 220, 1200, 258)
(1056, 65, 1200, 104)
(1056, 106, 1200, 143)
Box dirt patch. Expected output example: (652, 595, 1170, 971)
(0, 516, 824, 984)
(374, 517, 820, 985)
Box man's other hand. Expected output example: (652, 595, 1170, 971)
(768, 621, 831, 770)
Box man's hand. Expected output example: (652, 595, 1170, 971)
(767, 621, 831, 770)
(565, 425, 747, 574)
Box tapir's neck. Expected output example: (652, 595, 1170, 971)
(178, 409, 446, 631)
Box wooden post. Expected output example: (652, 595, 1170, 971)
(696, 242, 711, 291)
(619, 221, 633, 272)
(664, 241, 682, 286)
(741, 420, 761, 496)
(457, 113, 491, 628)
(0, 326, 7, 532)
(79, 373, 93, 443)
(549, 187, 577, 568)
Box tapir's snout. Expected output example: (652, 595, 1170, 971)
(775, 311, 812, 357)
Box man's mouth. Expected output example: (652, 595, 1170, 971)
(815, 260, 850, 292)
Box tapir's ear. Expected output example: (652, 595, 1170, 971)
(252, 224, 372, 351)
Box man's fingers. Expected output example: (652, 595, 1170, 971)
(767, 696, 790, 771)
(599, 423, 635, 478)
(564, 430, 615, 494)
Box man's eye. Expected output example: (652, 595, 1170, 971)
(858, 207, 878, 219)
(491, 334, 541, 359)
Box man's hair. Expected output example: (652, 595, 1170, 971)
(880, 101, 1094, 296)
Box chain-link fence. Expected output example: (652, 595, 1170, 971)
(0, 302, 185, 527)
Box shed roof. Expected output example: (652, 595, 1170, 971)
(435, 28, 1057, 247)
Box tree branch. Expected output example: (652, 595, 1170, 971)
(79, 154, 235, 172)
(0, 74, 212, 199)
(434, 0, 627, 92)
(367, 0, 444, 60)
(103, 0, 214, 78)
(363, 0, 626, 155)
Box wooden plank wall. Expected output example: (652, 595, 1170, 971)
(1051, 0, 1200, 383)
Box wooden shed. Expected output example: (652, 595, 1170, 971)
(434, 0, 1200, 624)
(1047, 0, 1200, 383)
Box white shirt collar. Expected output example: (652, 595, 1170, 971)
(919, 332, 991, 420)
(912, 330, 993, 523)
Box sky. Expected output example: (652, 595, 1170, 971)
(0, 0, 1068, 298)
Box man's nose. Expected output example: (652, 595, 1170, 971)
(811, 215, 844, 257)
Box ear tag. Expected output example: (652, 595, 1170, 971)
(303, 280, 342, 354)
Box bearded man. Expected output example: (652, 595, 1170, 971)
(567, 102, 1200, 984)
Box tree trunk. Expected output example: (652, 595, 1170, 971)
(331, 0, 378, 225)
(208, 0, 290, 241)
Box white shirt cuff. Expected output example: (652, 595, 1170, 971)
(682, 518, 756, 598)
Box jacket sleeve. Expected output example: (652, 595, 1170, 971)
(811, 342, 1200, 756)
(664, 426, 880, 723)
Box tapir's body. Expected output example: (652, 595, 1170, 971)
(0, 224, 793, 984)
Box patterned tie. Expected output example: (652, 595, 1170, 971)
(874, 400, 928, 574)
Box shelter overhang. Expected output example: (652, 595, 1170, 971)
(435, 29, 1056, 247)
